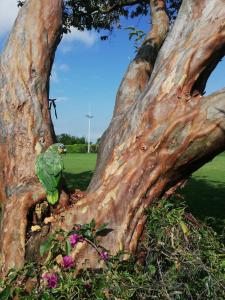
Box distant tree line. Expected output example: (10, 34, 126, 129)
(56, 134, 86, 145)
(56, 133, 101, 153)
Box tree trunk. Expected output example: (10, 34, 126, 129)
(54, 0, 225, 268)
(0, 0, 63, 274)
(1, 0, 225, 274)
(89, 0, 169, 191)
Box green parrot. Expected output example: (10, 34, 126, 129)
(35, 143, 67, 205)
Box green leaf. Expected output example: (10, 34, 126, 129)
(84, 229, 93, 239)
(0, 287, 11, 300)
(96, 224, 113, 237)
(40, 238, 53, 257)
(96, 228, 113, 237)
(128, 32, 137, 40)
(66, 239, 72, 256)
(148, 264, 156, 275)
(41, 292, 52, 299)
(125, 26, 136, 31)
(7, 269, 18, 282)
(90, 219, 96, 229)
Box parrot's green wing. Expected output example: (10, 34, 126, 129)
(35, 152, 64, 205)
(43, 151, 64, 176)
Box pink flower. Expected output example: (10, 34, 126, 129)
(70, 233, 83, 247)
(62, 255, 74, 269)
(100, 251, 109, 261)
(42, 273, 58, 289)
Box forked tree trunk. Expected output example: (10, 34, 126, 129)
(1, 0, 225, 274)
(55, 0, 225, 268)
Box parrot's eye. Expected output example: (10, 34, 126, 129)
(58, 144, 66, 154)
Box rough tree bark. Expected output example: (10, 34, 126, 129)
(1, 0, 225, 274)
(56, 0, 225, 268)
(0, 0, 63, 274)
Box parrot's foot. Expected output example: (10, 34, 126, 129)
(53, 190, 69, 214)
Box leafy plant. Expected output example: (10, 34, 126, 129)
(17, 0, 182, 37)
(1, 198, 224, 299)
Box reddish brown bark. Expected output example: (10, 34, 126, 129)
(90, 0, 169, 190)
(113, 0, 169, 116)
(1, 0, 225, 274)
(54, 0, 225, 268)
(0, 0, 63, 274)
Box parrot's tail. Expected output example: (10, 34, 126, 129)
(47, 190, 59, 205)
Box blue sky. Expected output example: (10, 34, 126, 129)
(50, 26, 138, 141)
(0, 1, 224, 142)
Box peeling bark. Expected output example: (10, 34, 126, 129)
(0, 0, 63, 274)
(113, 0, 169, 116)
(1, 0, 225, 274)
(89, 0, 169, 191)
(54, 0, 225, 269)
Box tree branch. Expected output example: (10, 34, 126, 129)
(113, 0, 169, 116)
(171, 88, 225, 180)
(89, 0, 169, 191)
(150, 0, 225, 99)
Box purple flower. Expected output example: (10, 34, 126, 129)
(62, 255, 74, 269)
(42, 273, 58, 289)
(70, 233, 83, 247)
(100, 251, 109, 261)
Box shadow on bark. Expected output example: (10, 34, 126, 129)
(179, 177, 225, 234)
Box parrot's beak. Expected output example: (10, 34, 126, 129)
(59, 148, 67, 154)
(58, 145, 67, 154)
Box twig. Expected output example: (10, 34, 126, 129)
(83, 238, 102, 256)
(157, 259, 171, 300)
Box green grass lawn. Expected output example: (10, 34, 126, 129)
(181, 153, 225, 233)
(63, 153, 225, 232)
(63, 153, 97, 191)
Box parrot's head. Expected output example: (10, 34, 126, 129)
(48, 143, 67, 154)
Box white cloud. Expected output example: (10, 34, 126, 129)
(63, 28, 97, 46)
(0, 0, 19, 37)
(0, 2, 98, 53)
(47, 28, 99, 54)
(59, 28, 98, 53)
